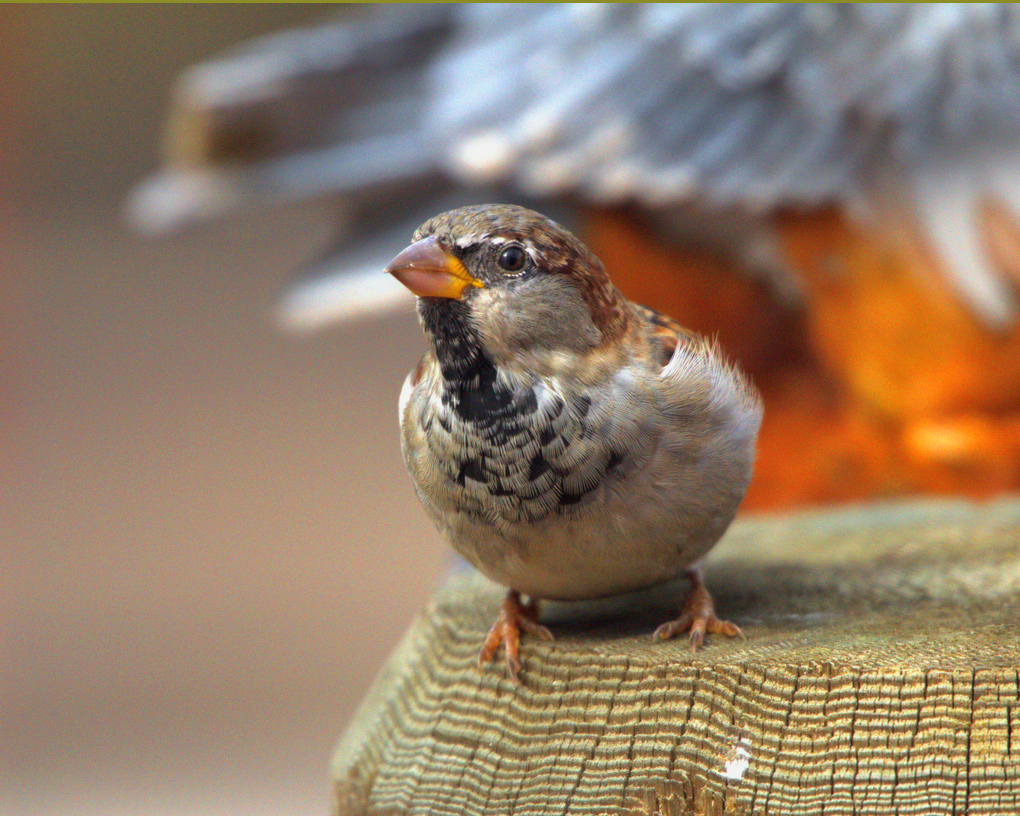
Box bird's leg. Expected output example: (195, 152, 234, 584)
(477, 590, 553, 682)
(653, 566, 744, 652)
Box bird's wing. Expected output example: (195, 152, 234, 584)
(434, 6, 1020, 206)
(433, 4, 1020, 324)
(633, 303, 700, 368)
(125, 6, 455, 234)
(128, 4, 1020, 326)
(133, 5, 1020, 221)
(643, 301, 764, 432)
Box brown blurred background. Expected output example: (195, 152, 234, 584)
(5, 7, 451, 815)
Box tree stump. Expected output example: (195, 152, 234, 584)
(332, 498, 1020, 816)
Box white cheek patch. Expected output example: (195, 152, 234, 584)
(473, 287, 497, 309)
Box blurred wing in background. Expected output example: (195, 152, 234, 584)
(127, 3, 1020, 508)
(127, 4, 1020, 328)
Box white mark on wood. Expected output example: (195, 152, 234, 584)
(721, 742, 751, 781)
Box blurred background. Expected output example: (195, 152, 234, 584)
(8, 5, 1020, 816)
(7, 6, 445, 816)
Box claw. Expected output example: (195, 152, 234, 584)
(478, 590, 553, 682)
(653, 567, 744, 653)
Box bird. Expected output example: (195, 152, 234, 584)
(387, 203, 763, 681)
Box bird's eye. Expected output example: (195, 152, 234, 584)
(497, 244, 527, 273)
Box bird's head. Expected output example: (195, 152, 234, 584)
(385, 204, 628, 375)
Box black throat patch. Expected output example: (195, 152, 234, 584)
(418, 298, 536, 425)
(415, 296, 615, 524)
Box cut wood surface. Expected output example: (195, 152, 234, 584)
(333, 498, 1020, 816)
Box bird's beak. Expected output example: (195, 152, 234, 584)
(384, 236, 483, 300)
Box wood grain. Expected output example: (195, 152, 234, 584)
(333, 498, 1020, 815)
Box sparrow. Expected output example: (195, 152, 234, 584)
(387, 204, 763, 682)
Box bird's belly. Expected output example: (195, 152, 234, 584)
(473, 523, 690, 601)
(403, 370, 754, 601)
(441, 473, 738, 601)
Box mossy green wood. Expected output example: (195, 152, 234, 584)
(333, 499, 1020, 816)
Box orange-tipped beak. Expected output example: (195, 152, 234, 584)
(385, 236, 484, 299)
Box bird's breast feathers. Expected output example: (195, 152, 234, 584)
(401, 354, 631, 526)
(398, 342, 759, 598)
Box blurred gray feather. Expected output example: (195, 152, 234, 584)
(127, 3, 1020, 328)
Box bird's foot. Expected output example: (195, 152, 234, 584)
(478, 590, 553, 682)
(653, 567, 744, 653)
